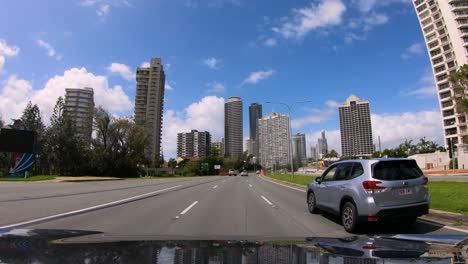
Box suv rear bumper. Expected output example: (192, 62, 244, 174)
(375, 204, 429, 220)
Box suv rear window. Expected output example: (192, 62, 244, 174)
(372, 160, 423, 181)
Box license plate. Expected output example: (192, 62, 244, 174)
(398, 188, 413, 195)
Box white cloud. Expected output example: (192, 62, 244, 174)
(0, 68, 132, 124)
(372, 111, 443, 150)
(352, 0, 376, 13)
(404, 86, 437, 98)
(401, 42, 425, 59)
(202, 57, 221, 69)
(36, 39, 62, 61)
(402, 70, 436, 99)
(165, 82, 174, 91)
(140, 61, 150, 67)
(206, 81, 226, 93)
(272, 0, 346, 40)
(80, 0, 100, 6)
(162, 96, 225, 158)
(0, 39, 20, 73)
(97, 4, 110, 16)
(106, 62, 135, 80)
(292, 100, 338, 128)
(264, 38, 277, 47)
(241, 69, 273, 86)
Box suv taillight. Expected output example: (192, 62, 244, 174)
(423, 176, 428, 186)
(362, 180, 385, 191)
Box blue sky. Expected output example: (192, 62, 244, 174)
(0, 0, 444, 158)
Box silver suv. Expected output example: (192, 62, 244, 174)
(306, 158, 429, 233)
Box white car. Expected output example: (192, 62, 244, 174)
(241, 170, 248, 176)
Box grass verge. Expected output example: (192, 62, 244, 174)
(266, 174, 468, 215)
(0, 175, 55, 181)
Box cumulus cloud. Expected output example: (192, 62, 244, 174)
(165, 82, 174, 91)
(140, 61, 150, 67)
(162, 96, 225, 158)
(272, 0, 346, 40)
(401, 42, 425, 59)
(0, 68, 132, 124)
(36, 39, 62, 61)
(0, 39, 20, 72)
(106, 62, 135, 80)
(241, 69, 273, 86)
(206, 81, 226, 93)
(202, 57, 221, 69)
(402, 70, 436, 99)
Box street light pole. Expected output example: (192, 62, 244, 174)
(265, 101, 294, 177)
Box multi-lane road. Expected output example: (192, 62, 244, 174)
(0, 175, 466, 238)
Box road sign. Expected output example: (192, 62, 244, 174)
(214, 165, 221, 170)
(201, 163, 209, 170)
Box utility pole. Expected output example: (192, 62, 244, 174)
(451, 137, 456, 171)
(378, 136, 381, 152)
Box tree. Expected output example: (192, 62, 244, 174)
(416, 137, 440, 154)
(21, 102, 45, 135)
(449, 64, 468, 115)
(325, 149, 338, 158)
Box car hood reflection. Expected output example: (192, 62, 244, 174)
(0, 229, 466, 263)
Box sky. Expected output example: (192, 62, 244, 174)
(0, 0, 443, 159)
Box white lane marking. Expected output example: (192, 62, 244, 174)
(261, 196, 273, 206)
(417, 219, 468, 234)
(0, 185, 183, 229)
(180, 201, 199, 215)
(249, 184, 252, 188)
(213, 185, 218, 189)
(259, 176, 306, 192)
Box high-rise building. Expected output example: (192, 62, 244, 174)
(177, 130, 211, 158)
(224, 96, 243, 158)
(245, 139, 256, 156)
(258, 112, 289, 169)
(339, 95, 374, 157)
(292, 133, 307, 166)
(210, 141, 224, 157)
(134, 58, 165, 166)
(413, 0, 468, 148)
(64, 87, 94, 141)
(317, 131, 328, 158)
(249, 103, 263, 158)
(310, 146, 318, 161)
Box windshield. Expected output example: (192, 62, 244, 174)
(1, 0, 468, 252)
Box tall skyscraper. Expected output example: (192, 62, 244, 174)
(64, 87, 94, 141)
(224, 96, 243, 158)
(258, 112, 289, 169)
(317, 131, 328, 157)
(339, 95, 374, 157)
(292, 133, 307, 166)
(134, 58, 165, 166)
(249, 103, 262, 159)
(413, 0, 468, 148)
(177, 130, 211, 158)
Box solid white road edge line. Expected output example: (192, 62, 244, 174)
(180, 201, 199, 215)
(259, 176, 306, 192)
(259, 176, 468, 234)
(0, 185, 183, 229)
(261, 196, 273, 206)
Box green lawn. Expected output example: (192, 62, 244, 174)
(266, 173, 316, 186)
(0, 175, 55, 181)
(266, 174, 468, 215)
(428, 182, 468, 215)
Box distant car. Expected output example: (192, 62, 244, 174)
(256, 170, 260, 175)
(241, 170, 248, 176)
(229, 169, 237, 176)
(306, 158, 429, 233)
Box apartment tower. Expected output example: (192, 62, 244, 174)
(64, 87, 94, 141)
(134, 58, 165, 166)
(224, 96, 243, 158)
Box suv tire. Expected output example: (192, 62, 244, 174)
(342, 202, 359, 233)
(307, 192, 319, 214)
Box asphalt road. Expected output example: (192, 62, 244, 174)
(0, 175, 465, 238)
